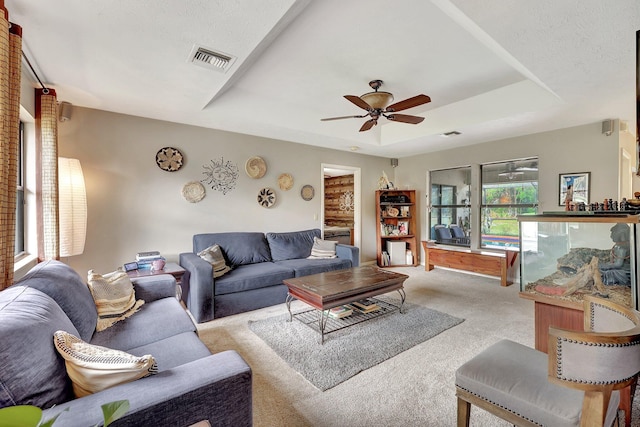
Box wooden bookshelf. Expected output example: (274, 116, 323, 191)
(376, 189, 418, 267)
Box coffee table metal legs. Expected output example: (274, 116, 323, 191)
(285, 293, 294, 322)
(318, 310, 330, 344)
(397, 288, 406, 313)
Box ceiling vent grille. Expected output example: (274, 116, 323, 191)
(440, 131, 461, 137)
(188, 45, 236, 73)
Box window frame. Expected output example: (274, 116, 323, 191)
(480, 159, 539, 250)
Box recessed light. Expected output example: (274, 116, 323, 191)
(349, 146, 360, 151)
(440, 131, 461, 137)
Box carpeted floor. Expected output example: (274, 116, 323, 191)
(196, 266, 640, 426)
(248, 298, 464, 391)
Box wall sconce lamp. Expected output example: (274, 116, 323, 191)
(58, 157, 87, 257)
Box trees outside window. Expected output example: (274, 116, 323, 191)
(481, 159, 538, 249)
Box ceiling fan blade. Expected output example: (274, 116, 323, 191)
(321, 114, 368, 121)
(359, 119, 377, 132)
(386, 114, 424, 124)
(385, 94, 431, 112)
(344, 95, 373, 111)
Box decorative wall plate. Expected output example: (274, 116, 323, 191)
(301, 185, 315, 201)
(245, 156, 267, 179)
(156, 147, 183, 172)
(182, 181, 206, 203)
(257, 188, 276, 208)
(278, 173, 293, 191)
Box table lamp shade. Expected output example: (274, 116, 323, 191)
(58, 158, 87, 257)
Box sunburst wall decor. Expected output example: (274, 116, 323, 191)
(201, 157, 239, 195)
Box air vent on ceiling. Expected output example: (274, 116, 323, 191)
(440, 131, 461, 137)
(188, 45, 236, 73)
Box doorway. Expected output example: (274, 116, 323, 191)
(321, 164, 361, 254)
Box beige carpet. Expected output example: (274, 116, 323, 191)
(196, 266, 640, 426)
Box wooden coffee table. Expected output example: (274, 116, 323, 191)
(283, 265, 409, 343)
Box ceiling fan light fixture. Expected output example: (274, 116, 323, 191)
(360, 91, 393, 109)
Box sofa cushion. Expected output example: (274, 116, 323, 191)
(90, 297, 197, 351)
(214, 263, 294, 296)
(0, 287, 78, 408)
(193, 232, 271, 266)
(266, 229, 320, 261)
(198, 244, 231, 278)
(88, 269, 145, 332)
(275, 257, 352, 277)
(13, 260, 97, 342)
(127, 331, 212, 371)
(308, 237, 337, 259)
(53, 330, 158, 398)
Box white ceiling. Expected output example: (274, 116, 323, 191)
(8, 0, 640, 158)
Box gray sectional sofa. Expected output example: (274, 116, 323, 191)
(0, 260, 252, 426)
(179, 228, 360, 323)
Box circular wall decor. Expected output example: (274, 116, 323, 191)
(257, 187, 276, 208)
(201, 157, 239, 195)
(182, 181, 206, 203)
(301, 185, 315, 201)
(245, 156, 267, 179)
(156, 147, 183, 172)
(278, 173, 294, 191)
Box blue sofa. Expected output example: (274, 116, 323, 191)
(179, 229, 360, 323)
(0, 260, 252, 426)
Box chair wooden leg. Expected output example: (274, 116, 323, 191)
(457, 397, 471, 427)
(580, 389, 611, 427)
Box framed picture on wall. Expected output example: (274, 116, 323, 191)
(559, 172, 590, 206)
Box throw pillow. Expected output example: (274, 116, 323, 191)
(53, 330, 157, 397)
(87, 268, 145, 332)
(198, 244, 232, 278)
(307, 237, 337, 259)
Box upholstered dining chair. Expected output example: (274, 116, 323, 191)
(455, 295, 640, 427)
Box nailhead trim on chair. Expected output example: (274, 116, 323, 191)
(555, 336, 640, 384)
(589, 301, 635, 331)
(456, 385, 543, 426)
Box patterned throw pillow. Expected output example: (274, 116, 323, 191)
(87, 269, 144, 332)
(198, 244, 232, 278)
(53, 330, 157, 397)
(307, 237, 337, 259)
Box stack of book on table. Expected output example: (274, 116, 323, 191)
(325, 305, 353, 319)
(136, 251, 165, 269)
(350, 299, 380, 314)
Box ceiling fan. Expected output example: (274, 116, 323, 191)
(321, 80, 431, 132)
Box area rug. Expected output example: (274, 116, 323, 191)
(248, 300, 464, 391)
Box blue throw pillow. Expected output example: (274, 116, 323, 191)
(266, 229, 320, 261)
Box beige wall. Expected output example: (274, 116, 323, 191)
(394, 121, 640, 260)
(35, 98, 640, 275)
(58, 107, 391, 275)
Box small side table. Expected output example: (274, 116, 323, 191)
(127, 262, 185, 300)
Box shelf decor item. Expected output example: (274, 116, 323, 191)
(257, 187, 276, 208)
(155, 147, 183, 172)
(245, 156, 267, 179)
(181, 181, 206, 203)
(386, 207, 399, 217)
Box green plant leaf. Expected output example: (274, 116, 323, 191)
(0, 405, 42, 427)
(101, 400, 129, 426)
(38, 408, 69, 427)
